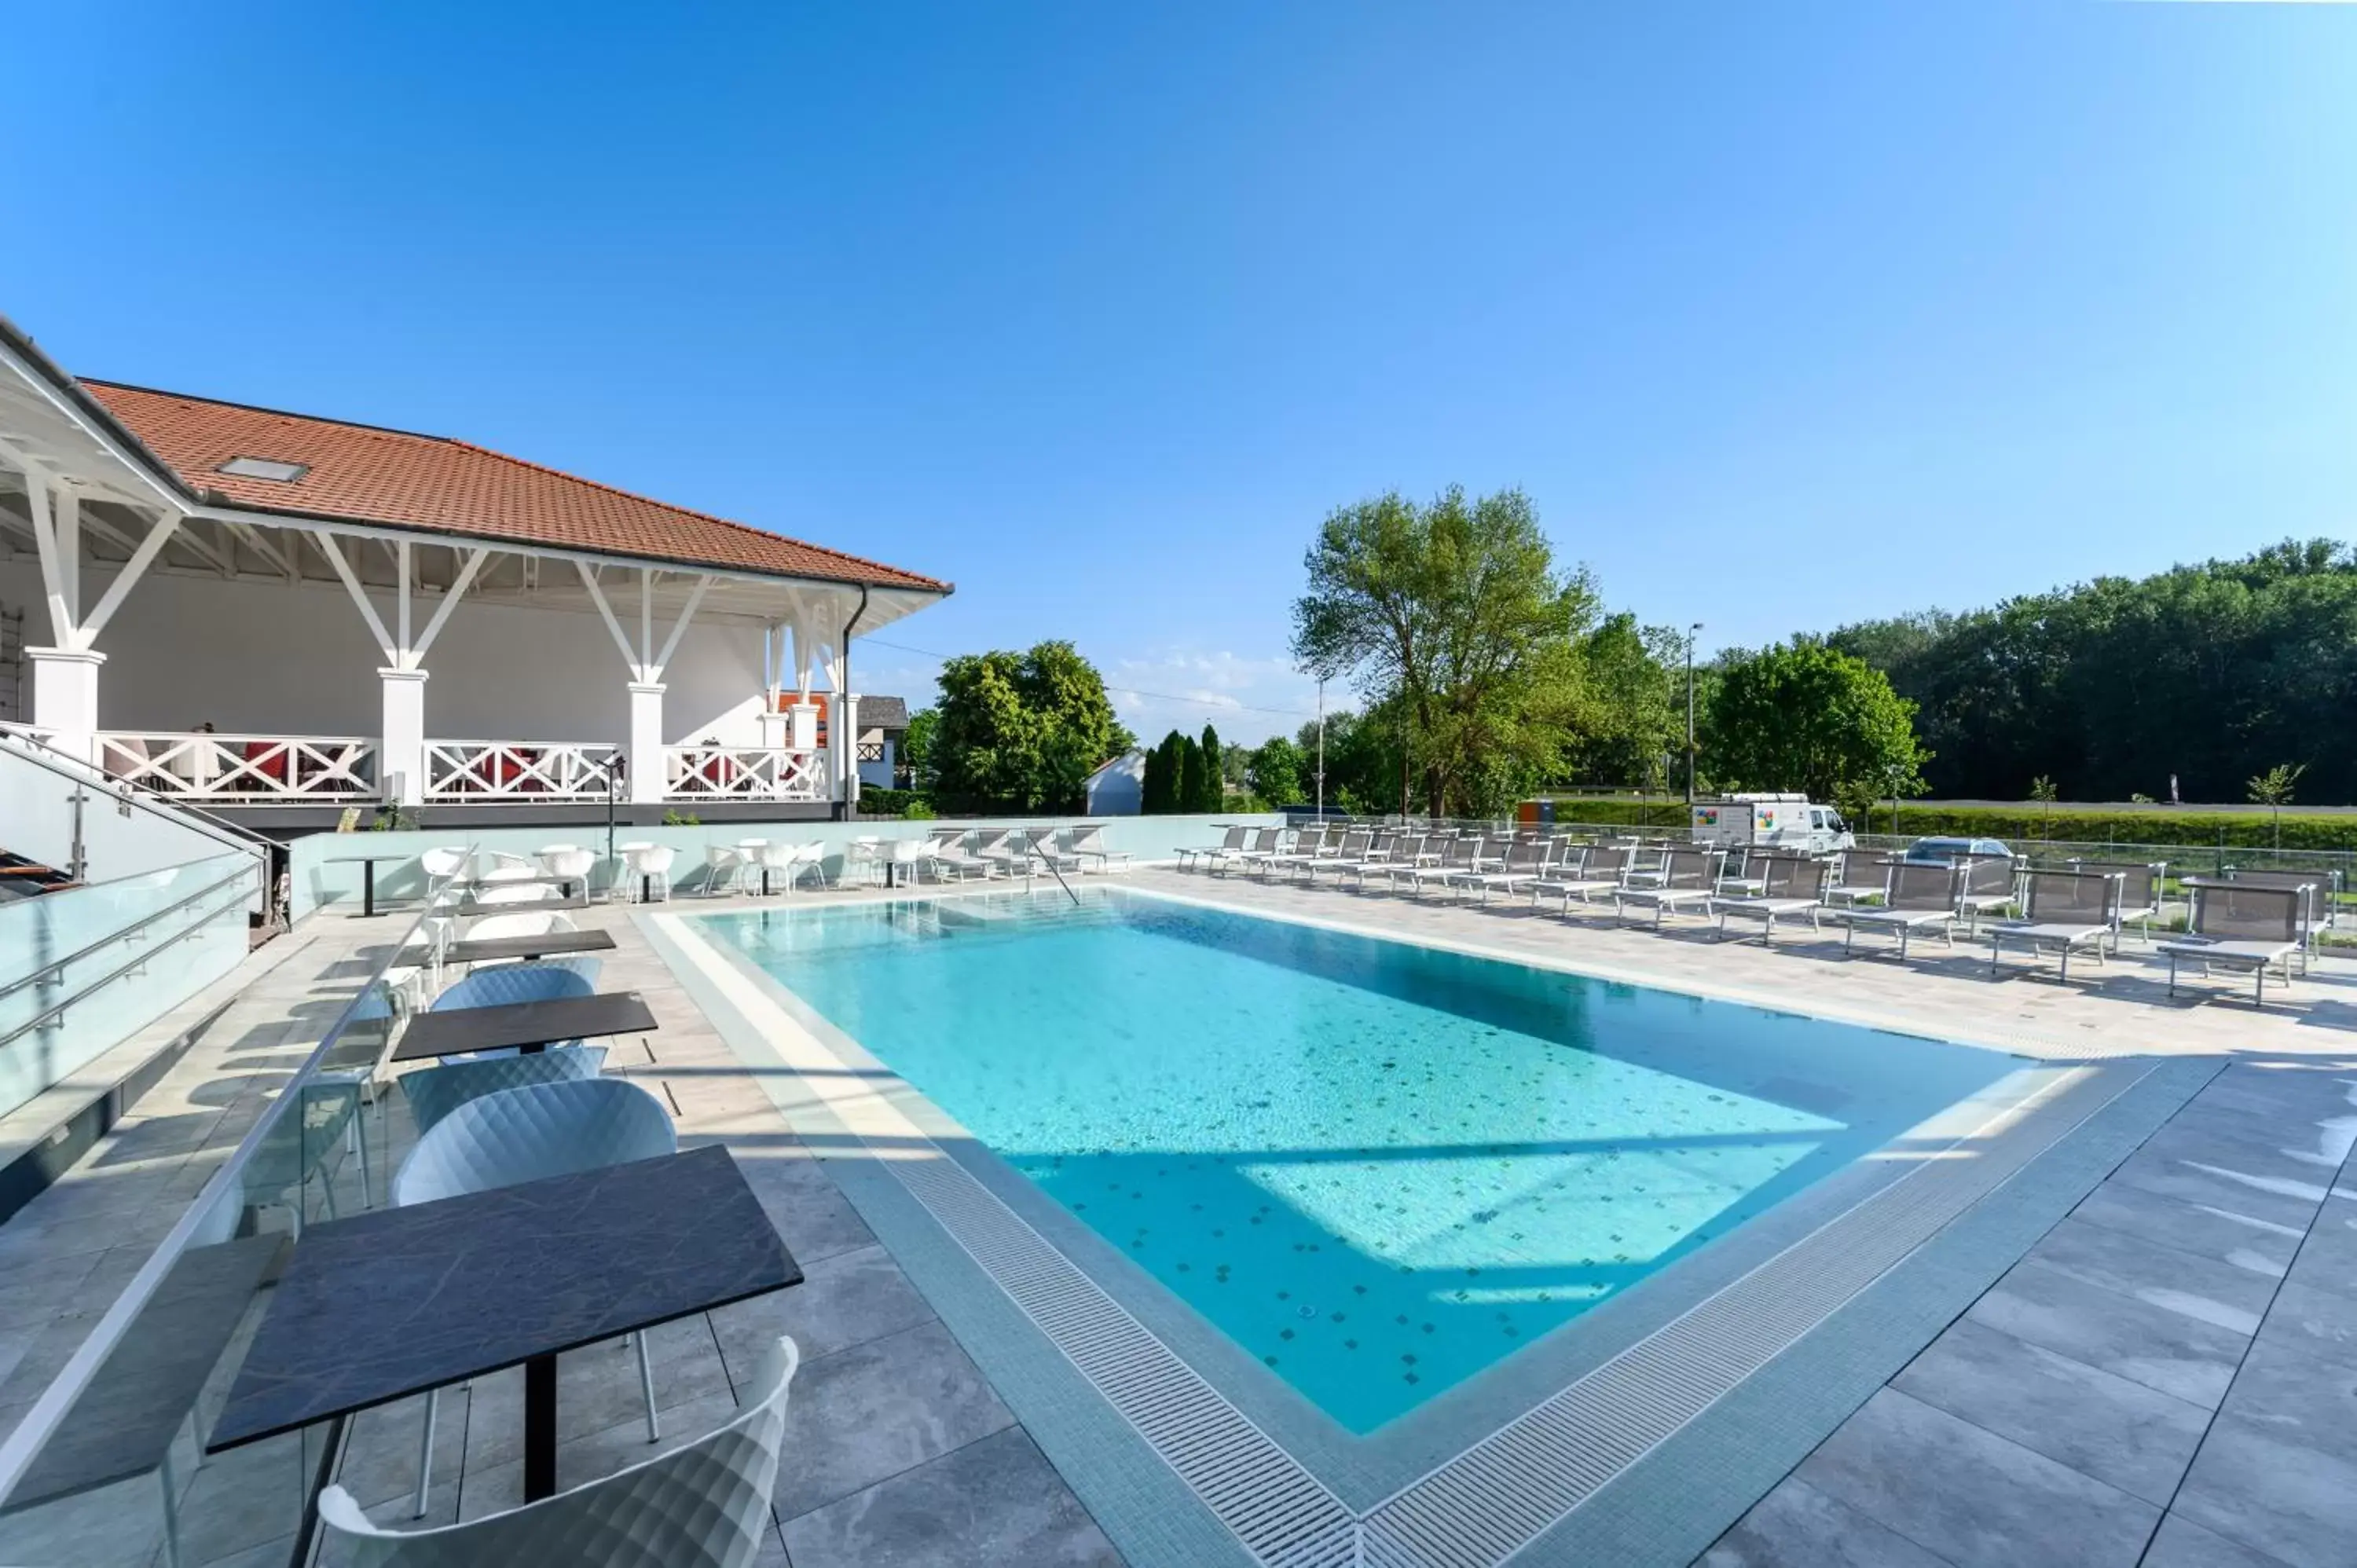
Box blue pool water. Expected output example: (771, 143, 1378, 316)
(710, 891, 2012, 1432)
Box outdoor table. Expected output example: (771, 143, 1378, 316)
(390, 991, 658, 1063)
(207, 1145, 800, 1515)
(455, 888, 591, 917)
(440, 929, 617, 965)
(325, 852, 412, 918)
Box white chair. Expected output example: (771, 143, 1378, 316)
(420, 847, 474, 883)
(732, 838, 772, 894)
(456, 910, 578, 970)
(617, 843, 675, 903)
(318, 1335, 798, 1568)
(482, 851, 539, 881)
(471, 882, 558, 908)
(754, 839, 799, 896)
(390, 1079, 678, 1515)
(698, 843, 745, 896)
(538, 844, 596, 899)
(841, 837, 883, 887)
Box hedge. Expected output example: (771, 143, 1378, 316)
(1541, 797, 2357, 853)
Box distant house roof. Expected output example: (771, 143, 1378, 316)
(72, 379, 950, 593)
(1087, 747, 1146, 781)
(856, 696, 910, 730)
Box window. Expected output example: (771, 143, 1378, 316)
(216, 456, 310, 482)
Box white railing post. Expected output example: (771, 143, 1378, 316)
(26, 648, 103, 767)
(379, 668, 427, 807)
(627, 683, 665, 806)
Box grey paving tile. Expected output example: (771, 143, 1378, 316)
(2191, 1068, 2357, 1126)
(1794, 1389, 2159, 1568)
(732, 1149, 878, 1265)
(2124, 1122, 2339, 1202)
(1968, 1258, 2250, 1408)
(710, 1243, 936, 1379)
(2023, 1217, 2274, 1333)
(459, 1315, 734, 1475)
(2175, 1409, 2357, 1568)
(0, 1468, 163, 1566)
(2140, 1513, 2297, 1568)
(1699, 1478, 1952, 1568)
(169, 1428, 309, 1566)
(772, 1319, 1016, 1521)
(1892, 1317, 2209, 1505)
(2251, 1280, 2357, 1376)
(2284, 1189, 2357, 1302)
(2106, 1145, 2325, 1236)
(2209, 1306, 2357, 1468)
(2069, 1178, 2300, 1280)
(780, 1424, 1122, 1568)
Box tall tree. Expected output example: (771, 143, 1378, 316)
(1704, 639, 1928, 811)
(1140, 733, 1171, 813)
(1560, 614, 1685, 790)
(1178, 735, 1208, 815)
(1294, 707, 1404, 815)
(1248, 736, 1307, 806)
(1291, 486, 1598, 817)
(1197, 724, 1224, 810)
(1832, 540, 2357, 801)
(929, 640, 1136, 814)
(900, 707, 939, 792)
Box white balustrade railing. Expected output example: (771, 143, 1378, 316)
(665, 746, 827, 801)
(95, 731, 379, 801)
(423, 739, 621, 800)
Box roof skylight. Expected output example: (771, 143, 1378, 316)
(217, 456, 310, 482)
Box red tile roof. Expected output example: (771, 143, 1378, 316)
(78, 379, 949, 593)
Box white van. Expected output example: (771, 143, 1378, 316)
(1690, 793, 1854, 855)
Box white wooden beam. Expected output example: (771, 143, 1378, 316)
(78, 511, 181, 647)
(22, 471, 71, 647)
(55, 489, 79, 628)
(639, 569, 654, 670)
(575, 562, 645, 680)
(317, 533, 397, 664)
(649, 573, 714, 678)
(396, 539, 412, 658)
(410, 546, 489, 661)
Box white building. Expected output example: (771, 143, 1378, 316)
(1084, 748, 1146, 815)
(0, 313, 951, 830)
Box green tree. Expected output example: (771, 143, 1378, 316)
(1832, 540, 2357, 802)
(1291, 486, 1599, 817)
(1704, 639, 1929, 814)
(1178, 735, 1209, 815)
(1561, 614, 1684, 790)
(929, 641, 1135, 814)
(2029, 775, 2060, 841)
(900, 707, 939, 791)
(2248, 761, 2308, 848)
(1248, 736, 1307, 806)
(1197, 724, 1224, 810)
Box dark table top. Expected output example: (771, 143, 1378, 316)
(325, 852, 412, 864)
(441, 929, 617, 965)
(390, 991, 658, 1063)
(208, 1145, 798, 1453)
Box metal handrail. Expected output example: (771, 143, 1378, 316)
(0, 870, 261, 1052)
(0, 848, 477, 1512)
(0, 726, 273, 862)
(0, 861, 261, 1007)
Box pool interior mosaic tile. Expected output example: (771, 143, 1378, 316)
(713, 892, 2015, 1432)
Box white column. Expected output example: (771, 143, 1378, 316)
(379, 667, 427, 805)
(27, 647, 103, 765)
(786, 701, 818, 752)
(628, 682, 666, 805)
(837, 694, 861, 808)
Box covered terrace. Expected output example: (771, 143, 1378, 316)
(0, 316, 950, 827)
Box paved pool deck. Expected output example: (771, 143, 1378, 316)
(5, 860, 2355, 1566)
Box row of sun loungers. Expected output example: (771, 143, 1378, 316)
(1172, 824, 2321, 1006)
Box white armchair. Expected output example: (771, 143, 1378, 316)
(319, 1335, 799, 1567)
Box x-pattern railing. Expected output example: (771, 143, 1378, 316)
(97, 731, 378, 800)
(665, 746, 826, 800)
(423, 740, 621, 800)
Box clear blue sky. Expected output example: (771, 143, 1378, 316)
(7, 4, 2353, 743)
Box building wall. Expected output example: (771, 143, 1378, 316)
(0, 560, 776, 746)
(1086, 749, 1146, 815)
(857, 738, 897, 789)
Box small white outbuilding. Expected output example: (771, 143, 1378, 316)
(1084, 748, 1146, 815)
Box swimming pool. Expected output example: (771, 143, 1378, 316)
(706, 888, 2015, 1433)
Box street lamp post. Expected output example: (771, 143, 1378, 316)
(1314, 677, 1327, 817)
(1684, 623, 1703, 805)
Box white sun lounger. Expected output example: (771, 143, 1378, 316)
(1713, 855, 1827, 944)
(1615, 848, 1725, 928)
(1403, 836, 1485, 899)
(1987, 870, 2122, 982)
(1175, 826, 1247, 873)
(2159, 882, 2305, 1006)
(1529, 844, 1629, 913)
(1453, 837, 1555, 903)
(1842, 863, 1963, 959)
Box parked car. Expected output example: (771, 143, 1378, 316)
(1901, 835, 2014, 865)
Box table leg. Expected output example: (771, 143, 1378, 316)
(523, 1352, 559, 1501)
(885, 862, 898, 889)
(288, 1412, 349, 1568)
(361, 862, 376, 919)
